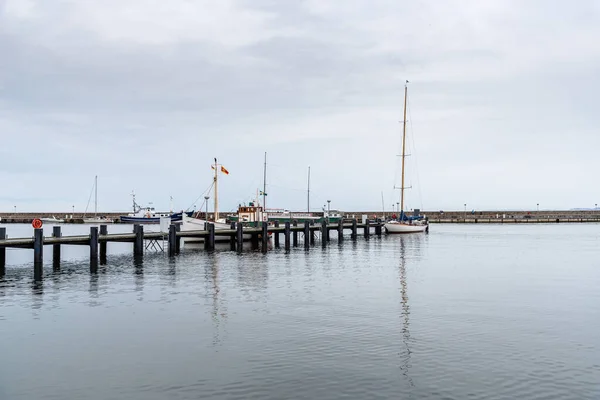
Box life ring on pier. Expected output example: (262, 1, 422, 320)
(32, 219, 43, 229)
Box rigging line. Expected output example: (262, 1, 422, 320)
(187, 181, 215, 211)
(407, 95, 424, 210)
(83, 180, 95, 216)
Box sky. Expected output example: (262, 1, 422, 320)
(1, 0, 599, 213)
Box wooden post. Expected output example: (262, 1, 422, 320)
(134, 224, 144, 256)
(375, 223, 382, 236)
(205, 223, 215, 251)
(33, 228, 44, 280)
(175, 224, 181, 254)
(90, 226, 99, 272)
(292, 220, 298, 247)
(168, 224, 177, 257)
(338, 219, 344, 241)
(230, 222, 236, 251)
(351, 219, 357, 240)
(99, 225, 107, 265)
(261, 221, 268, 253)
(310, 221, 315, 245)
(274, 221, 280, 248)
(304, 222, 310, 249)
(51, 226, 61, 270)
(236, 222, 244, 252)
(365, 219, 370, 239)
(251, 231, 259, 250)
(321, 219, 328, 245)
(0, 227, 6, 276)
(284, 221, 291, 250)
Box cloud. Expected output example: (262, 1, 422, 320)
(1, 0, 599, 212)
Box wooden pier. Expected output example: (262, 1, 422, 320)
(0, 220, 384, 279)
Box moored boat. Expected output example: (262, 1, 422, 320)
(384, 81, 429, 234)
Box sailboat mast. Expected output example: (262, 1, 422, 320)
(307, 166, 311, 213)
(400, 81, 409, 217)
(94, 175, 98, 217)
(214, 158, 219, 221)
(263, 152, 267, 211)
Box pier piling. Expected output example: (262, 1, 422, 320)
(236, 222, 244, 252)
(375, 223, 382, 236)
(205, 223, 215, 251)
(274, 221, 280, 248)
(0, 227, 5, 276)
(33, 228, 43, 280)
(230, 222, 236, 251)
(52, 226, 61, 270)
(90, 226, 99, 272)
(351, 219, 357, 240)
(262, 222, 268, 253)
(338, 220, 344, 241)
(175, 224, 181, 254)
(304, 222, 310, 249)
(168, 224, 177, 257)
(284, 222, 291, 250)
(293, 220, 298, 247)
(321, 220, 328, 245)
(99, 225, 107, 265)
(134, 225, 144, 256)
(365, 220, 370, 239)
(310, 221, 315, 245)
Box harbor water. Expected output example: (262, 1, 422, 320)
(1, 223, 599, 399)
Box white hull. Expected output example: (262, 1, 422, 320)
(384, 221, 428, 234)
(82, 218, 113, 224)
(40, 218, 64, 224)
(181, 215, 247, 244)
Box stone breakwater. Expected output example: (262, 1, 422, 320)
(1, 210, 599, 224)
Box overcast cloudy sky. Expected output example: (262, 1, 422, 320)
(1, 0, 599, 213)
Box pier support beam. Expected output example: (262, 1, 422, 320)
(338, 220, 344, 241)
(351, 219, 357, 240)
(304, 222, 310, 249)
(261, 222, 268, 253)
(251, 231, 259, 250)
(310, 221, 315, 245)
(134, 225, 144, 256)
(52, 226, 61, 270)
(99, 225, 107, 265)
(321, 220, 328, 245)
(236, 222, 244, 253)
(284, 222, 291, 251)
(205, 223, 215, 251)
(293, 221, 298, 247)
(175, 224, 181, 254)
(230, 222, 237, 251)
(375, 223, 382, 236)
(0, 227, 5, 276)
(274, 221, 280, 248)
(33, 228, 44, 280)
(90, 226, 99, 273)
(365, 220, 370, 239)
(168, 224, 177, 257)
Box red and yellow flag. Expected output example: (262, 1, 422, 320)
(220, 166, 229, 175)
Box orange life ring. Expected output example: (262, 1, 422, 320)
(32, 218, 43, 229)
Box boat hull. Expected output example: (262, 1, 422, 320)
(119, 211, 193, 224)
(384, 222, 428, 234)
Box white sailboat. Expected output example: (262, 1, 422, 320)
(83, 176, 113, 224)
(385, 81, 428, 234)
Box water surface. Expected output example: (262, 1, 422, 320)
(1, 223, 599, 399)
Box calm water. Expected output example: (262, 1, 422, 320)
(1, 223, 599, 399)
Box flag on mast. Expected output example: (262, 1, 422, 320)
(220, 166, 229, 175)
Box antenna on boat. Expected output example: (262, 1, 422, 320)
(263, 152, 267, 211)
(307, 166, 311, 213)
(214, 157, 219, 222)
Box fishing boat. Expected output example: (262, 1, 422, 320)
(82, 176, 114, 224)
(384, 81, 428, 234)
(119, 192, 192, 223)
